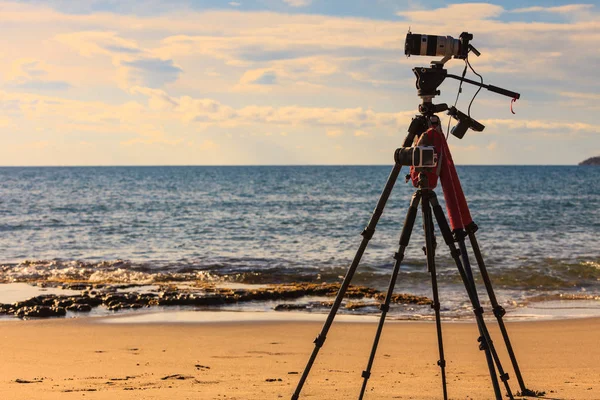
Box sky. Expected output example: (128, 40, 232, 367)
(1, 0, 599, 165)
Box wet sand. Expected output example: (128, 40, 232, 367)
(0, 316, 599, 399)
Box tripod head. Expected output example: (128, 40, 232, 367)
(411, 63, 518, 140)
(413, 64, 448, 102)
(413, 64, 521, 103)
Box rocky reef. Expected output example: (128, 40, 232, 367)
(0, 282, 431, 319)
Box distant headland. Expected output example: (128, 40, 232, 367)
(579, 156, 600, 165)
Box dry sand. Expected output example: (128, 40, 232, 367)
(0, 315, 599, 399)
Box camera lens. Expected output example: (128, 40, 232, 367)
(405, 33, 461, 58)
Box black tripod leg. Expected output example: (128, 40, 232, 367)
(421, 192, 448, 400)
(456, 232, 513, 400)
(428, 194, 504, 400)
(357, 191, 422, 400)
(291, 164, 402, 400)
(467, 226, 531, 395)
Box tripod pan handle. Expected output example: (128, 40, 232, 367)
(487, 85, 520, 99)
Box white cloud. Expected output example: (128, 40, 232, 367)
(55, 31, 182, 88)
(283, 0, 312, 7)
(481, 119, 600, 133)
(0, 116, 12, 127)
(121, 135, 183, 146)
(3, 58, 71, 91)
(449, 144, 479, 152)
(198, 139, 219, 151)
(326, 129, 343, 137)
(511, 4, 594, 13)
(0, 87, 414, 148)
(560, 91, 600, 101)
(130, 86, 178, 110)
(397, 4, 504, 21)
(7, 58, 47, 80)
(5, 2, 598, 93)
(239, 68, 278, 86)
(19, 140, 50, 150)
(1, 1, 599, 165)
(55, 31, 141, 59)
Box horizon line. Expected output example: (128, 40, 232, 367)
(0, 164, 584, 168)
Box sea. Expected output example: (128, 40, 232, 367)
(0, 165, 599, 321)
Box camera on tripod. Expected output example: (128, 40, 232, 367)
(448, 106, 484, 139)
(405, 32, 479, 61)
(394, 146, 437, 168)
(403, 31, 520, 142)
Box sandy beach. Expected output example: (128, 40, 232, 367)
(0, 315, 598, 400)
(2, 0, 600, 399)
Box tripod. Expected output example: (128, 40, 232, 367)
(291, 61, 538, 399)
(356, 184, 514, 400)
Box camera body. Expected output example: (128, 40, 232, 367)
(395, 146, 438, 168)
(448, 107, 485, 139)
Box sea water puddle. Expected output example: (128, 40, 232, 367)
(99, 310, 380, 324)
(98, 299, 600, 324)
(0, 282, 160, 304)
(218, 282, 271, 290)
(115, 284, 159, 294)
(508, 300, 600, 320)
(0, 283, 80, 304)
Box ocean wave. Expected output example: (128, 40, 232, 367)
(0, 260, 219, 284)
(523, 292, 600, 303)
(1, 258, 599, 293)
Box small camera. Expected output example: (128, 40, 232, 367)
(395, 146, 438, 168)
(447, 107, 485, 139)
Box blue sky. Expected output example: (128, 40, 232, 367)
(1, 1, 599, 165)
(19, 0, 595, 20)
